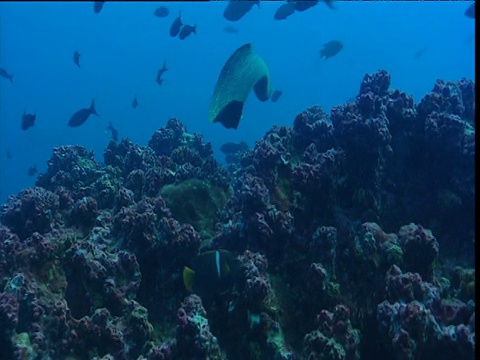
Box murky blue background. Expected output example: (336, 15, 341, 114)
(0, 1, 475, 203)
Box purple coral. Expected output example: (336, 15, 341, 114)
(237, 250, 271, 310)
(1, 187, 60, 240)
(175, 294, 224, 359)
(304, 304, 360, 360)
(397, 223, 439, 280)
(359, 69, 391, 97)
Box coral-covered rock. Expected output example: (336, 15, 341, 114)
(1, 187, 60, 240)
(36, 145, 102, 194)
(304, 304, 361, 360)
(175, 294, 225, 359)
(0, 71, 474, 359)
(237, 250, 272, 311)
(397, 223, 439, 280)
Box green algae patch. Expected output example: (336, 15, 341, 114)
(13, 332, 36, 359)
(77, 156, 98, 171)
(271, 177, 292, 212)
(160, 179, 232, 239)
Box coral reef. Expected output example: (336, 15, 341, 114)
(0, 71, 474, 359)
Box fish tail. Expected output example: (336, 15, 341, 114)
(90, 99, 99, 116)
(163, 61, 167, 71)
(193, 25, 197, 34)
(183, 266, 195, 291)
(9, 74, 13, 83)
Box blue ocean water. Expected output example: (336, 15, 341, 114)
(0, 1, 475, 203)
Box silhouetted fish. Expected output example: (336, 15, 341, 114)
(183, 250, 241, 297)
(28, 165, 38, 177)
(73, 50, 81, 68)
(132, 94, 138, 108)
(170, 12, 183, 37)
(271, 89, 283, 103)
(220, 141, 249, 154)
(0, 67, 13, 83)
(93, 1, 104, 14)
(464, 3, 475, 18)
(320, 40, 343, 59)
(291, 0, 319, 12)
(223, 25, 238, 34)
(21, 109, 36, 131)
(274, 3, 295, 20)
(156, 61, 168, 85)
(154, 6, 169, 18)
(413, 47, 427, 60)
(223, 0, 260, 22)
(158, 61, 168, 77)
(179, 24, 196, 40)
(106, 122, 118, 142)
(68, 99, 99, 127)
(6, 151, 12, 160)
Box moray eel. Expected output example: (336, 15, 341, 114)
(208, 43, 272, 129)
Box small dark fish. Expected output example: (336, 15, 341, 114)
(274, 3, 295, 20)
(271, 89, 283, 103)
(320, 40, 343, 59)
(21, 108, 36, 131)
(132, 94, 138, 108)
(28, 165, 38, 177)
(179, 24, 196, 40)
(170, 12, 183, 37)
(6, 151, 12, 160)
(154, 6, 169, 18)
(68, 99, 99, 127)
(464, 3, 475, 18)
(183, 250, 240, 297)
(73, 50, 81, 68)
(223, 25, 238, 34)
(0, 67, 13, 83)
(158, 61, 168, 77)
(220, 141, 249, 154)
(291, 0, 319, 12)
(93, 1, 104, 14)
(413, 47, 427, 60)
(223, 0, 260, 22)
(106, 122, 118, 142)
(156, 61, 168, 85)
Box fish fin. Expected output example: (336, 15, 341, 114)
(90, 99, 99, 116)
(219, 288, 231, 295)
(183, 266, 195, 291)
